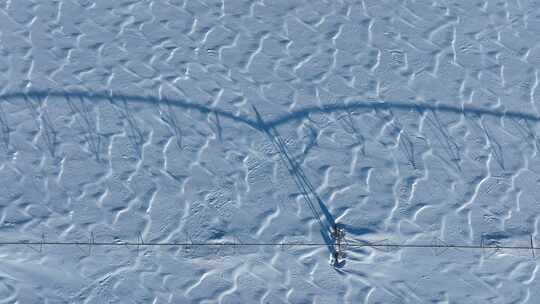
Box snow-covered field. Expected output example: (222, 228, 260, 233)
(0, 0, 540, 303)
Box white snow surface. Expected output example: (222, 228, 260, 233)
(0, 0, 539, 303)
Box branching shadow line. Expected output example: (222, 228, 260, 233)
(270, 102, 540, 126)
(3, 89, 538, 258)
(1, 90, 260, 129)
(0, 91, 538, 131)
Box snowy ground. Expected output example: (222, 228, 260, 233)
(0, 0, 540, 303)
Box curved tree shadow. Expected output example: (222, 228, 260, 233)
(2, 89, 538, 260)
(0, 90, 538, 132)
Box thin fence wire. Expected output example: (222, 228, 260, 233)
(1, 239, 538, 251)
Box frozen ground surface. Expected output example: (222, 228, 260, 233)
(1, 0, 540, 303)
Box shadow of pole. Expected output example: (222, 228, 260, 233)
(251, 105, 337, 254)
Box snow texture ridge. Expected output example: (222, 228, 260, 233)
(0, 0, 540, 303)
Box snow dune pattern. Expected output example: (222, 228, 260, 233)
(0, 0, 540, 303)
